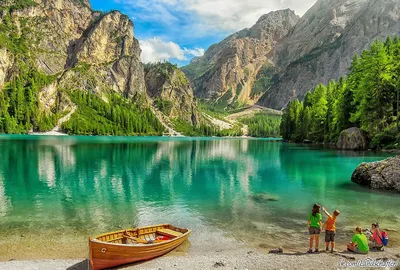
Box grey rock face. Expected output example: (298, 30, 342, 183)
(337, 127, 368, 150)
(258, 0, 400, 110)
(2, 0, 146, 103)
(58, 56, 146, 100)
(0, 48, 12, 88)
(182, 9, 299, 106)
(63, 10, 146, 99)
(145, 65, 200, 126)
(11, 0, 94, 74)
(73, 11, 140, 65)
(351, 156, 400, 192)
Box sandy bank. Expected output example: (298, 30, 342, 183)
(29, 131, 68, 136)
(1, 245, 399, 270)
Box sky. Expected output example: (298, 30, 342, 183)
(90, 0, 317, 66)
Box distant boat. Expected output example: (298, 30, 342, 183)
(89, 224, 191, 270)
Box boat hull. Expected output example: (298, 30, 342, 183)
(89, 224, 190, 270)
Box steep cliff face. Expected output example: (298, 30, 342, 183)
(145, 63, 200, 126)
(258, 0, 400, 110)
(0, 0, 205, 135)
(0, 0, 162, 135)
(0, 0, 146, 98)
(182, 9, 299, 107)
(61, 10, 146, 99)
(9, 0, 94, 74)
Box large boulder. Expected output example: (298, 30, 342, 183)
(351, 156, 400, 192)
(337, 127, 368, 150)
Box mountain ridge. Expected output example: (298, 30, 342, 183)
(0, 0, 210, 136)
(183, 0, 400, 111)
(258, 0, 400, 109)
(182, 9, 299, 107)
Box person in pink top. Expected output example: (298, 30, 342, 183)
(368, 223, 383, 250)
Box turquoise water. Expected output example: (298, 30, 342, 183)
(0, 135, 399, 258)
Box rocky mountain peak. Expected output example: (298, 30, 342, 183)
(73, 11, 140, 66)
(257, 0, 400, 110)
(182, 9, 299, 107)
(275, 0, 369, 68)
(249, 9, 299, 40)
(0, 0, 208, 136)
(145, 63, 200, 126)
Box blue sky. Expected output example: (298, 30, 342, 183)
(90, 0, 317, 66)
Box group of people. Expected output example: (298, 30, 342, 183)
(307, 204, 386, 254)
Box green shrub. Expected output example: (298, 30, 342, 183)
(370, 126, 399, 149)
(154, 97, 173, 116)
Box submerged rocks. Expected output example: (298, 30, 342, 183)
(337, 127, 368, 150)
(249, 193, 279, 203)
(351, 156, 400, 192)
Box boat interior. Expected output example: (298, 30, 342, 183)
(94, 224, 189, 245)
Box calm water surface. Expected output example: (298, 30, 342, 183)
(0, 135, 399, 259)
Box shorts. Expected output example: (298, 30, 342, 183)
(325, 230, 335, 242)
(354, 247, 368, 254)
(309, 227, 321, 235)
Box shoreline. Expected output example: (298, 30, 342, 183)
(282, 140, 400, 154)
(29, 131, 68, 136)
(1, 225, 399, 269)
(1, 244, 399, 270)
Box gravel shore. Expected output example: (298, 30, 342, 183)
(1, 243, 399, 270)
(1, 220, 399, 269)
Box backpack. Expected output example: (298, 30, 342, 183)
(379, 231, 389, 246)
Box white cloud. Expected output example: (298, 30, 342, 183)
(139, 38, 205, 63)
(184, 48, 205, 57)
(115, 0, 317, 63)
(182, 0, 318, 31)
(115, 0, 317, 33)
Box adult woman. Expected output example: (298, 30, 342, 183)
(307, 204, 322, 253)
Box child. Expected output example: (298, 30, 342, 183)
(368, 223, 383, 250)
(347, 226, 369, 254)
(322, 206, 340, 252)
(307, 204, 322, 253)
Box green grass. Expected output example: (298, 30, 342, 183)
(197, 101, 229, 120)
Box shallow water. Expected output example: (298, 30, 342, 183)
(0, 135, 399, 259)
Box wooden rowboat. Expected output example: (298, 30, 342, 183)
(89, 224, 191, 270)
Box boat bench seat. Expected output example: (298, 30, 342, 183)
(156, 228, 182, 238)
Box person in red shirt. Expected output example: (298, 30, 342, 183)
(369, 223, 383, 250)
(322, 206, 340, 252)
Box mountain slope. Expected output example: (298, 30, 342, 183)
(182, 9, 299, 108)
(0, 0, 204, 135)
(258, 0, 400, 109)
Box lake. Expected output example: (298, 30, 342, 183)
(0, 135, 399, 260)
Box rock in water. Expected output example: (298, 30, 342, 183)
(337, 127, 368, 150)
(249, 193, 279, 203)
(351, 156, 400, 192)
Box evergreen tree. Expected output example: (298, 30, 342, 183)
(280, 37, 400, 148)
